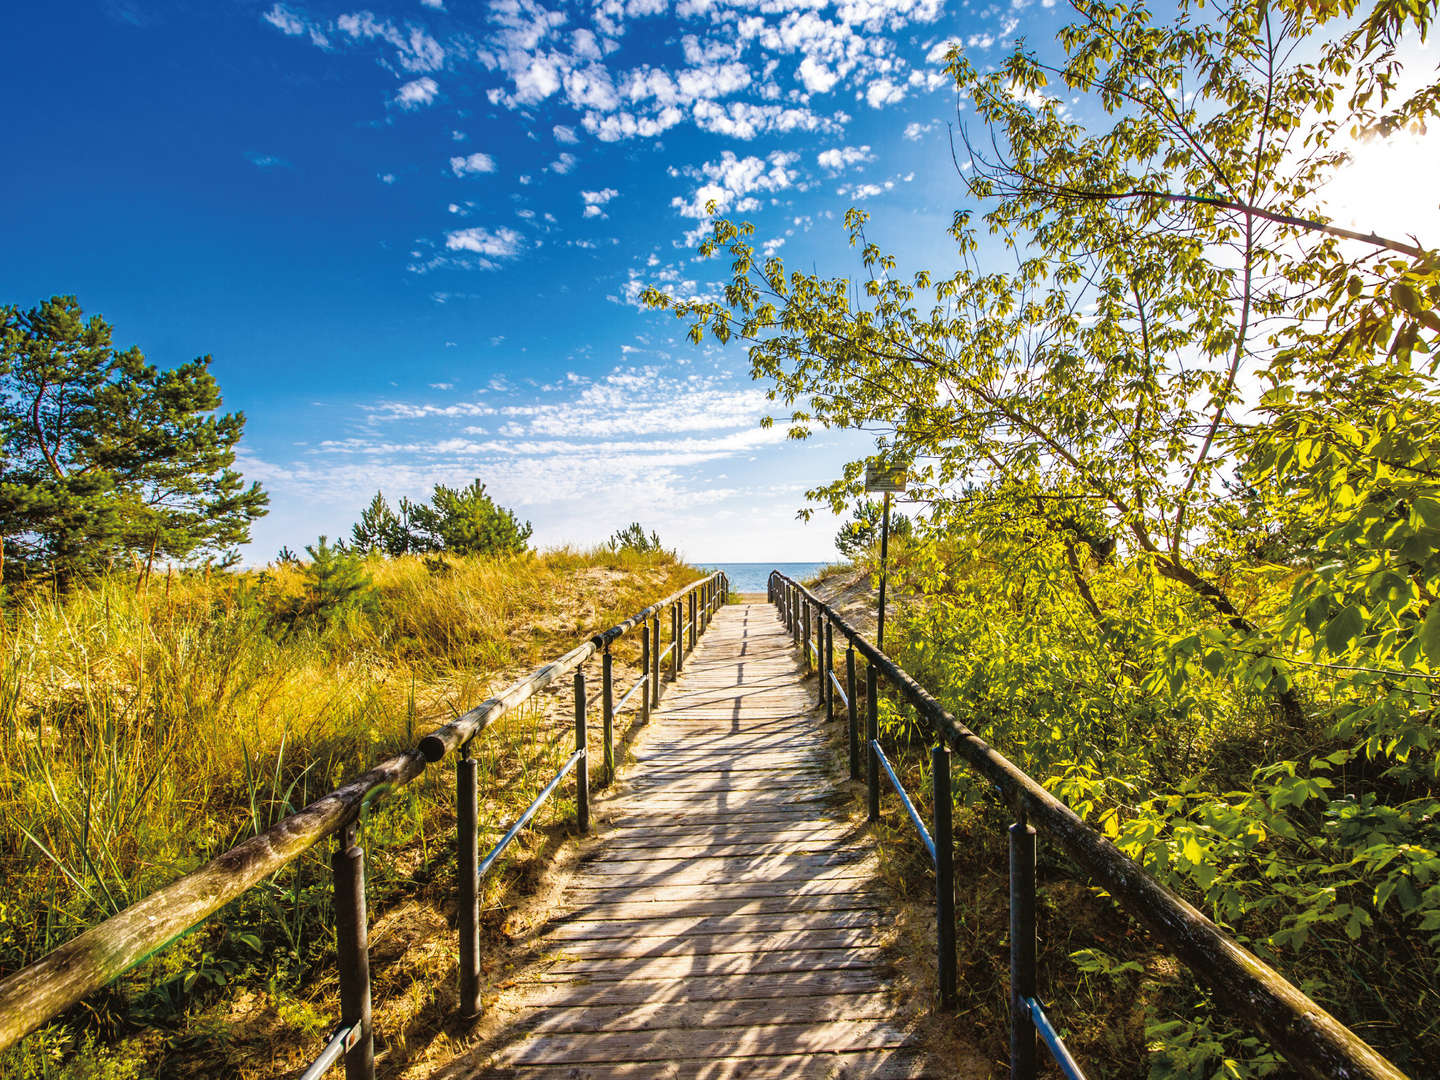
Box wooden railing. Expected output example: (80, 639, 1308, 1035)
(768, 571, 1407, 1080)
(0, 571, 729, 1078)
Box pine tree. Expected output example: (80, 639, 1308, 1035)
(0, 296, 268, 583)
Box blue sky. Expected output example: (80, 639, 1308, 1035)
(2, 0, 1056, 562)
(3, 2, 1431, 563)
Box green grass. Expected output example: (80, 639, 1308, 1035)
(0, 547, 700, 1079)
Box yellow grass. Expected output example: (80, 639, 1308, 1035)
(0, 546, 700, 1079)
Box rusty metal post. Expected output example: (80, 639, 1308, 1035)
(457, 747, 480, 1018)
(641, 621, 651, 725)
(1010, 812, 1037, 1080)
(602, 646, 614, 783)
(824, 619, 834, 718)
(866, 664, 879, 822)
(934, 743, 956, 1009)
(672, 602, 682, 677)
(575, 670, 589, 834)
(333, 823, 374, 1080)
(847, 645, 859, 781)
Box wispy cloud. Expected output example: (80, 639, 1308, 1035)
(245, 151, 290, 168)
(396, 76, 439, 108)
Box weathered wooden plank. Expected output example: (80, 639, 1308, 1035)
(517, 992, 896, 1034)
(516, 969, 891, 1006)
(473, 1048, 936, 1080)
(556, 894, 885, 921)
(545, 926, 879, 960)
(537, 946, 889, 979)
(546, 908, 884, 940)
(498, 1019, 913, 1066)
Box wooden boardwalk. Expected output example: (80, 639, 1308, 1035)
(456, 601, 935, 1079)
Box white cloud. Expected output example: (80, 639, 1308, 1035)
(548, 151, 579, 174)
(864, 77, 905, 108)
(671, 150, 798, 218)
(797, 56, 840, 94)
(396, 76, 439, 108)
(553, 124, 580, 143)
(421, 0, 445, 7)
(903, 120, 933, 140)
(581, 187, 620, 218)
(817, 144, 872, 171)
(450, 151, 497, 176)
(378, 172, 396, 184)
(245, 151, 289, 168)
(445, 226, 523, 256)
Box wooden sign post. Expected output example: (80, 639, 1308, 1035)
(864, 465, 906, 651)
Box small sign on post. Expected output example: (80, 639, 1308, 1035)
(864, 465, 907, 494)
(863, 466, 906, 651)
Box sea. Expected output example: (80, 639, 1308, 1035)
(690, 561, 829, 594)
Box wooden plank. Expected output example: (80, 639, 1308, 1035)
(475, 1048, 936, 1080)
(557, 894, 885, 921)
(499, 1019, 913, 1066)
(546, 909, 884, 940)
(544, 926, 878, 960)
(537, 946, 889, 980)
(516, 969, 890, 1006)
(517, 992, 896, 1034)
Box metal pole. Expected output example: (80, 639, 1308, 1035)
(333, 824, 374, 1080)
(866, 664, 879, 822)
(824, 619, 834, 719)
(641, 622, 651, 725)
(847, 646, 859, 781)
(934, 744, 956, 1009)
(1010, 812, 1038, 1080)
(878, 490, 890, 652)
(457, 749, 480, 1018)
(673, 602, 682, 676)
(602, 647, 614, 783)
(575, 671, 589, 834)
(802, 597, 811, 671)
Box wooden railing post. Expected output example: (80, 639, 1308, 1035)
(602, 646, 615, 783)
(651, 616, 661, 702)
(846, 645, 859, 781)
(575, 670, 589, 834)
(689, 590, 697, 652)
(641, 622, 651, 725)
(1010, 810, 1038, 1080)
(934, 743, 956, 1009)
(866, 664, 880, 822)
(333, 823, 374, 1080)
(457, 747, 480, 1018)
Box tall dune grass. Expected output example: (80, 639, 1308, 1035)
(0, 546, 698, 1078)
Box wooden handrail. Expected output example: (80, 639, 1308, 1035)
(0, 570, 725, 1057)
(768, 571, 1407, 1080)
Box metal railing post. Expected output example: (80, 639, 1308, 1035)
(866, 664, 880, 822)
(672, 602, 682, 677)
(457, 748, 480, 1018)
(641, 622, 651, 725)
(1010, 811, 1038, 1080)
(824, 619, 834, 718)
(802, 598, 811, 671)
(846, 645, 859, 781)
(602, 647, 615, 783)
(575, 671, 589, 834)
(934, 743, 956, 1009)
(333, 823, 374, 1080)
